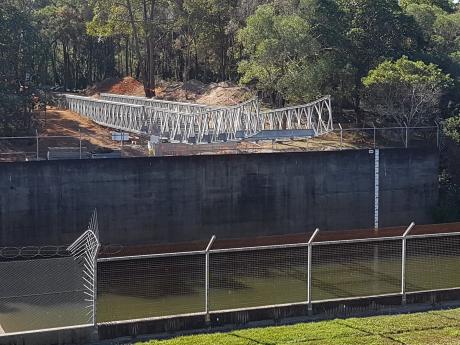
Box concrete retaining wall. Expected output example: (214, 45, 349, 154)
(0, 149, 439, 246)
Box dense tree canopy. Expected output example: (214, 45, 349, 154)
(1, 0, 460, 120)
(362, 56, 452, 126)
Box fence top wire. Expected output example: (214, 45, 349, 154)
(97, 222, 460, 262)
(0, 246, 70, 261)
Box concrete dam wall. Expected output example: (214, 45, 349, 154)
(0, 148, 439, 246)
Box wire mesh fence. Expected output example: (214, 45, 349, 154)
(95, 228, 460, 324)
(0, 125, 440, 161)
(209, 247, 308, 311)
(311, 239, 402, 301)
(0, 211, 100, 336)
(334, 126, 439, 151)
(97, 253, 206, 322)
(93, 227, 460, 325)
(0, 256, 89, 334)
(406, 234, 460, 293)
(1, 225, 460, 335)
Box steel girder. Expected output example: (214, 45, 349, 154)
(99, 93, 209, 114)
(62, 94, 332, 144)
(260, 96, 333, 134)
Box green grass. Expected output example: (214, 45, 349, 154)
(137, 308, 460, 345)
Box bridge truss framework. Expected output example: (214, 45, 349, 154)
(62, 93, 333, 144)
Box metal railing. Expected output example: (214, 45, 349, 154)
(96, 222, 460, 324)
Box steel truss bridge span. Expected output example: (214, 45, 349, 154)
(99, 93, 210, 114)
(62, 94, 333, 144)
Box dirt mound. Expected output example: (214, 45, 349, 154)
(86, 77, 253, 106)
(86, 77, 144, 96)
(153, 79, 252, 105)
(197, 82, 251, 106)
(184, 79, 206, 93)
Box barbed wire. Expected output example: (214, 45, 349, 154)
(0, 246, 69, 259)
(0, 244, 124, 259)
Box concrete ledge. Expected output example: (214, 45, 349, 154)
(97, 289, 460, 343)
(98, 314, 207, 342)
(0, 325, 96, 345)
(2, 290, 460, 344)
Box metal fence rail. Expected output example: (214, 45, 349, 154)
(96, 223, 460, 324)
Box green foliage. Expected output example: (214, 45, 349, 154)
(400, 0, 455, 13)
(337, 0, 421, 73)
(86, 0, 132, 37)
(0, 2, 38, 135)
(445, 115, 460, 142)
(405, 3, 445, 36)
(237, 5, 315, 100)
(237, 0, 347, 103)
(363, 56, 451, 87)
(363, 56, 452, 126)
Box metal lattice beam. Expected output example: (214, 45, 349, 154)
(61, 94, 333, 144)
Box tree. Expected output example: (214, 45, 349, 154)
(445, 115, 460, 143)
(87, 0, 168, 97)
(0, 2, 37, 135)
(337, 0, 422, 116)
(400, 0, 455, 13)
(237, 0, 347, 105)
(362, 56, 452, 126)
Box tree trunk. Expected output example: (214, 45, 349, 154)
(126, 0, 150, 97)
(63, 42, 69, 90)
(125, 37, 129, 76)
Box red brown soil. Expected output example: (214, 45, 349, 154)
(98, 222, 460, 258)
(0, 107, 147, 161)
(86, 77, 252, 107)
(41, 107, 148, 156)
(86, 77, 145, 97)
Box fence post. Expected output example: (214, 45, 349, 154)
(374, 149, 380, 230)
(307, 228, 320, 315)
(79, 129, 82, 159)
(373, 123, 376, 149)
(35, 129, 39, 160)
(339, 123, 343, 150)
(436, 122, 440, 150)
(205, 235, 216, 323)
(401, 222, 415, 305)
(405, 125, 409, 148)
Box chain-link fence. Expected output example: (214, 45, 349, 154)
(311, 239, 402, 301)
(2, 221, 459, 334)
(97, 253, 205, 322)
(96, 224, 460, 324)
(406, 234, 460, 292)
(0, 212, 100, 336)
(0, 256, 88, 333)
(0, 125, 440, 162)
(333, 125, 439, 151)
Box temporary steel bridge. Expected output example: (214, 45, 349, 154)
(61, 93, 333, 144)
